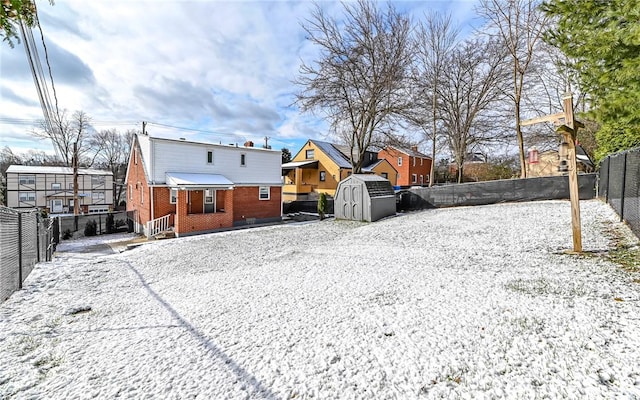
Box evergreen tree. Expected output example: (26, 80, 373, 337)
(542, 0, 640, 158)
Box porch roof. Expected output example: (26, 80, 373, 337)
(281, 160, 319, 172)
(166, 172, 234, 189)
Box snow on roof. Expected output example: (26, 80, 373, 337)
(281, 160, 319, 169)
(166, 172, 234, 188)
(6, 165, 112, 176)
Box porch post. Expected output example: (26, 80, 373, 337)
(175, 189, 189, 235)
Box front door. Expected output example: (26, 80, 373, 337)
(51, 199, 63, 213)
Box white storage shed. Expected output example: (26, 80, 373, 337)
(334, 174, 396, 222)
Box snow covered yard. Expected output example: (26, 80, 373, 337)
(1, 199, 639, 399)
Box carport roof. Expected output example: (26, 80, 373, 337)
(166, 172, 234, 189)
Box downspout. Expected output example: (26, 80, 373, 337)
(151, 186, 154, 223)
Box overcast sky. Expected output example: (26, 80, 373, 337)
(1, 0, 482, 158)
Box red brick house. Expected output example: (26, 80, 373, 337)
(378, 145, 432, 187)
(125, 134, 282, 237)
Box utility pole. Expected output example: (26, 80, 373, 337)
(142, 121, 147, 135)
(73, 141, 79, 231)
(264, 136, 270, 149)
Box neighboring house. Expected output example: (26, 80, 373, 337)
(5, 165, 114, 214)
(125, 134, 282, 237)
(282, 139, 398, 202)
(526, 145, 595, 177)
(378, 145, 432, 187)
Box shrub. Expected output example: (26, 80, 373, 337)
(106, 213, 115, 234)
(84, 220, 97, 236)
(317, 192, 328, 220)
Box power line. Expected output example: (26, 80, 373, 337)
(146, 121, 247, 141)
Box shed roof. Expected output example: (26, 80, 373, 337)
(343, 174, 395, 197)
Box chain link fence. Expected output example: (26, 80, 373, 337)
(1, 207, 55, 303)
(598, 147, 640, 238)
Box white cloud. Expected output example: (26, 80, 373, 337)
(1, 0, 483, 157)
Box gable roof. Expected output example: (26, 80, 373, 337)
(385, 145, 431, 159)
(313, 140, 353, 169)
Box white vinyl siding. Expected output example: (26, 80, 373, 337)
(148, 139, 282, 186)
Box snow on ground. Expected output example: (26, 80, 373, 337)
(1, 200, 639, 399)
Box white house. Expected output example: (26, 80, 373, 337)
(125, 134, 282, 237)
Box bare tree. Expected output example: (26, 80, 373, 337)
(32, 109, 95, 167)
(89, 128, 136, 206)
(437, 38, 510, 183)
(296, 0, 414, 173)
(409, 11, 459, 186)
(477, 0, 550, 178)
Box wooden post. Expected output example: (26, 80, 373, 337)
(521, 92, 583, 253)
(561, 93, 582, 253)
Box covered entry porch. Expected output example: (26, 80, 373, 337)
(167, 172, 235, 237)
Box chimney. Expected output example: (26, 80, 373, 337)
(411, 145, 418, 152)
(244, 141, 254, 147)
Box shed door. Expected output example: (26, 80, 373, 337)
(341, 184, 362, 220)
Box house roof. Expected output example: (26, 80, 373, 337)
(313, 140, 353, 169)
(166, 172, 234, 188)
(6, 165, 113, 176)
(361, 159, 386, 172)
(387, 145, 431, 159)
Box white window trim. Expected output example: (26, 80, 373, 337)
(51, 183, 61, 190)
(170, 188, 178, 204)
(19, 175, 35, 185)
(398, 157, 402, 166)
(129, 184, 133, 200)
(412, 174, 417, 183)
(259, 186, 270, 200)
(240, 153, 246, 167)
(19, 191, 36, 201)
(207, 149, 214, 164)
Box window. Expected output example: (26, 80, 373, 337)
(259, 186, 270, 200)
(19, 192, 36, 201)
(413, 157, 416, 167)
(129, 184, 133, 200)
(170, 188, 178, 204)
(397, 157, 402, 166)
(205, 189, 214, 204)
(420, 175, 424, 184)
(19, 175, 35, 185)
(51, 183, 61, 190)
(207, 150, 214, 164)
(319, 171, 326, 181)
(240, 153, 246, 166)
(305, 149, 314, 159)
(92, 176, 105, 186)
(69, 183, 74, 190)
(412, 174, 417, 183)
(134, 149, 138, 165)
(381, 172, 388, 179)
(92, 191, 105, 200)
(421, 158, 423, 166)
